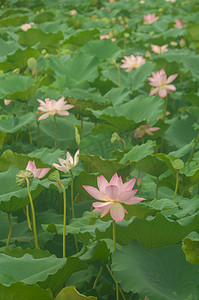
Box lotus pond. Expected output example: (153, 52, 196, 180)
(0, 0, 199, 299)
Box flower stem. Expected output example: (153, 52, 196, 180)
(113, 220, 116, 251)
(37, 120, 40, 148)
(155, 177, 159, 199)
(93, 266, 103, 289)
(115, 63, 121, 88)
(173, 170, 179, 200)
(106, 264, 126, 300)
(112, 220, 119, 299)
(59, 181, 67, 258)
(189, 132, 199, 161)
(163, 97, 168, 120)
(6, 213, 12, 249)
(26, 178, 39, 248)
(70, 170, 79, 252)
(54, 115, 57, 148)
(26, 205, 32, 231)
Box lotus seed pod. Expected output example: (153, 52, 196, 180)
(27, 57, 37, 70)
(124, 32, 130, 38)
(41, 49, 47, 55)
(16, 170, 34, 188)
(48, 170, 60, 182)
(111, 132, 120, 143)
(170, 41, 178, 46)
(172, 159, 184, 170)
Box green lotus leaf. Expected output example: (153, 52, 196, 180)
(0, 252, 66, 286)
(56, 286, 97, 300)
(112, 240, 199, 300)
(0, 282, 53, 300)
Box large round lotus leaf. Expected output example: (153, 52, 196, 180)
(112, 240, 199, 300)
(0, 282, 53, 300)
(0, 253, 66, 286)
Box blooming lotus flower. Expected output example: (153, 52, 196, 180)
(144, 14, 159, 25)
(70, 10, 77, 15)
(4, 99, 12, 105)
(120, 55, 145, 72)
(134, 125, 160, 138)
(26, 161, 50, 178)
(83, 173, 145, 222)
(20, 22, 34, 31)
(148, 69, 178, 98)
(151, 44, 168, 54)
(37, 97, 74, 121)
(53, 150, 79, 173)
(166, 0, 176, 2)
(174, 20, 185, 28)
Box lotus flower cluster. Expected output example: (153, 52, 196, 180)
(151, 44, 168, 54)
(144, 14, 159, 24)
(83, 173, 145, 222)
(37, 97, 74, 121)
(134, 125, 160, 138)
(120, 55, 145, 72)
(26, 161, 50, 178)
(148, 69, 178, 98)
(53, 150, 79, 173)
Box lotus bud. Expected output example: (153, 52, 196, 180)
(180, 38, 186, 48)
(145, 51, 151, 57)
(41, 49, 47, 55)
(27, 57, 37, 70)
(12, 68, 20, 74)
(48, 170, 60, 182)
(75, 126, 81, 145)
(16, 170, 34, 188)
(137, 176, 142, 187)
(170, 41, 178, 46)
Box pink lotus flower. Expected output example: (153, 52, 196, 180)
(151, 44, 168, 54)
(148, 69, 178, 98)
(120, 55, 145, 72)
(20, 22, 34, 31)
(166, 0, 176, 2)
(70, 10, 77, 15)
(134, 125, 160, 138)
(174, 20, 185, 28)
(109, 0, 115, 2)
(37, 97, 74, 121)
(4, 99, 12, 105)
(83, 173, 145, 222)
(144, 14, 159, 25)
(26, 161, 50, 178)
(53, 150, 79, 173)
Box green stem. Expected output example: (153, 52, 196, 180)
(59, 181, 66, 258)
(189, 132, 199, 161)
(26, 178, 39, 248)
(6, 213, 12, 249)
(106, 264, 126, 300)
(93, 266, 103, 289)
(112, 220, 119, 300)
(37, 120, 40, 148)
(70, 170, 75, 219)
(54, 115, 57, 148)
(28, 125, 33, 144)
(115, 64, 121, 88)
(26, 205, 32, 231)
(113, 220, 116, 251)
(163, 97, 168, 120)
(155, 177, 159, 199)
(173, 170, 179, 200)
